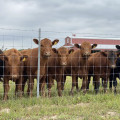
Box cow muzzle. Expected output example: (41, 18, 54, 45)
(84, 52, 90, 56)
(44, 52, 51, 57)
(11, 75, 19, 81)
(111, 65, 116, 69)
(83, 53, 90, 58)
(61, 62, 67, 66)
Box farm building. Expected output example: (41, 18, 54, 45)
(63, 36, 120, 52)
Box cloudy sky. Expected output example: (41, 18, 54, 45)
(0, 0, 120, 49)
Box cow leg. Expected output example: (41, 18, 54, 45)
(109, 75, 113, 92)
(81, 76, 88, 94)
(70, 75, 76, 95)
(28, 76, 34, 97)
(47, 76, 53, 97)
(113, 76, 117, 94)
(86, 75, 91, 90)
(94, 75, 100, 94)
(102, 77, 108, 93)
(76, 76, 79, 92)
(3, 78, 10, 100)
(46, 76, 54, 93)
(61, 75, 66, 91)
(22, 76, 28, 95)
(102, 78, 104, 87)
(15, 78, 22, 98)
(40, 76, 46, 97)
(56, 75, 62, 97)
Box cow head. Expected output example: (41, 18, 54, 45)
(53, 47, 74, 66)
(74, 41, 97, 58)
(101, 51, 117, 69)
(0, 53, 28, 81)
(33, 38, 59, 58)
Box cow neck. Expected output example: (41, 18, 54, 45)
(33, 48, 49, 66)
(40, 54, 49, 66)
(79, 50, 88, 65)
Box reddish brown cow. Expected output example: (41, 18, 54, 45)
(87, 51, 118, 93)
(25, 38, 59, 97)
(45, 47, 74, 97)
(0, 49, 28, 100)
(20, 49, 32, 94)
(64, 42, 97, 95)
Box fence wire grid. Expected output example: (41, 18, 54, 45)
(0, 28, 120, 100)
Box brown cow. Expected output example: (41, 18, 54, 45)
(45, 47, 74, 97)
(25, 38, 59, 97)
(0, 49, 28, 100)
(63, 42, 97, 95)
(87, 51, 118, 93)
(20, 49, 32, 94)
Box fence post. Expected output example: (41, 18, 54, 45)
(37, 28, 41, 98)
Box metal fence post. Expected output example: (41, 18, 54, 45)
(37, 28, 41, 98)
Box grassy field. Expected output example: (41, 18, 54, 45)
(0, 77, 120, 120)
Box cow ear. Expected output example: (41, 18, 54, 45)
(52, 48, 58, 53)
(20, 55, 28, 61)
(92, 44, 97, 49)
(33, 39, 39, 45)
(74, 44, 81, 48)
(116, 45, 120, 50)
(52, 39, 59, 46)
(0, 54, 8, 61)
(69, 49, 74, 54)
(101, 52, 107, 57)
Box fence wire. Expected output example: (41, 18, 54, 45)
(0, 28, 120, 100)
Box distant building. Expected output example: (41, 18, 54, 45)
(63, 36, 120, 51)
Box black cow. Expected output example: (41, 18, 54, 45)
(109, 45, 120, 93)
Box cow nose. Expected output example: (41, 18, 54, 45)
(84, 52, 90, 57)
(62, 62, 67, 66)
(84, 52, 90, 56)
(12, 75, 18, 79)
(111, 65, 116, 68)
(45, 52, 51, 57)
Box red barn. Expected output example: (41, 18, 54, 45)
(63, 36, 120, 51)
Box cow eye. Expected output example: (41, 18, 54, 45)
(41, 45, 43, 47)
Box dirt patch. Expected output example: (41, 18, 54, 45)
(0, 108, 10, 113)
(69, 102, 89, 108)
(75, 103, 89, 107)
(101, 111, 119, 118)
(27, 105, 40, 110)
(107, 111, 117, 116)
(39, 115, 57, 120)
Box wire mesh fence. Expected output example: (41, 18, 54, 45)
(0, 28, 120, 100)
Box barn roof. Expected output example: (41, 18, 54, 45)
(72, 38, 120, 45)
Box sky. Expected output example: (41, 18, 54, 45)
(0, 0, 120, 49)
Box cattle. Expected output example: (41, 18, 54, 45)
(0, 49, 28, 100)
(108, 45, 120, 93)
(87, 50, 118, 93)
(62, 42, 97, 95)
(24, 38, 59, 97)
(20, 49, 32, 95)
(0, 49, 4, 82)
(45, 47, 74, 97)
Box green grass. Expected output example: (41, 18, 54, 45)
(0, 77, 120, 120)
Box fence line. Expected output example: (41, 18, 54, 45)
(0, 28, 120, 100)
